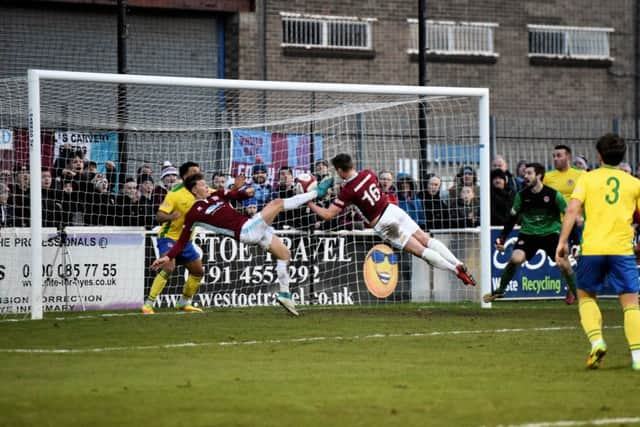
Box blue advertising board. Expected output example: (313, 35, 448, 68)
(490, 228, 618, 299)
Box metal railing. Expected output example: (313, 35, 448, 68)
(408, 19, 498, 56)
(527, 25, 613, 60)
(281, 12, 374, 50)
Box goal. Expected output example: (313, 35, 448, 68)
(0, 70, 490, 319)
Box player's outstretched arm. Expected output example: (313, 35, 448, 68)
(308, 201, 342, 221)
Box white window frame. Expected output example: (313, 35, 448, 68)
(407, 19, 499, 57)
(280, 12, 376, 51)
(527, 24, 614, 61)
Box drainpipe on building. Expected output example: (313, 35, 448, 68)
(418, 0, 429, 198)
(256, 0, 267, 127)
(117, 0, 129, 193)
(635, 0, 639, 168)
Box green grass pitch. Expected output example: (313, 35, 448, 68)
(0, 301, 638, 427)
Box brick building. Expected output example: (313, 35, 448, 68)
(1, 0, 638, 171)
(1, 0, 635, 119)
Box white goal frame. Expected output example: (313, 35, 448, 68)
(27, 68, 491, 319)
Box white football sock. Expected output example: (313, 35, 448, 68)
(428, 238, 462, 266)
(276, 259, 290, 293)
(283, 191, 317, 210)
(421, 248, 456, 272)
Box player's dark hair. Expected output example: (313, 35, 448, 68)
(331, 153, 354, 171)
(179, 161, 200, 179)
(596, 133, 626, 166)
(184, 172, 205, 193)
(211, 171, 225, 181)
(553, 144, 571, 155)
(525, 162, 545, 180)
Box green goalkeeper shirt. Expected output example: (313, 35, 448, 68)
(501, 185, 566, 238)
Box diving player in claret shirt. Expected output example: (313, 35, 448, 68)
(556, 134, 640, 371)
(307, 153, 476, 286)
(142, 161, 207, 314)
(150, 172, 332, 316)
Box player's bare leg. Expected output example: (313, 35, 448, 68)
(268, 236, 298, 316)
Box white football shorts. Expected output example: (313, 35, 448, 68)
(373, 203, 420, 249)
(239, 212, 274, 250)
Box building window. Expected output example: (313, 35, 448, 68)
(281, 12, 375, 51)
(408, 19, 498, 57)
(527, 25, 613, 60)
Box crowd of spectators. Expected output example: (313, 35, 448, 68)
(9, 149, 632, 233)
(0, 145, 181, 229)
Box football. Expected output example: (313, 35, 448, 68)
(294, 173, 317, 194)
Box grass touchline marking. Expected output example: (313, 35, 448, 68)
(492, 416, 640, 427)
(0, 325, 623, 354)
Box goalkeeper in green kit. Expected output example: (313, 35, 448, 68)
(484, 163, 577, 303)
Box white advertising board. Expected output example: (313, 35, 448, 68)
(0, 227, 145, 314)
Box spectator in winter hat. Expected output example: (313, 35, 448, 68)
(490, 168, 514, 226)
(153, 162, 179, 209)
(573, 155, 589, 171)
(449, 165, 479, 203)
(250, 162, 272, 210)
(243, 197, 258, 218)
(492, 154, 518, 195)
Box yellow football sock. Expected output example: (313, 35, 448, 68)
(579, 297, 603, 344)
(623, 304, 640, 354)
(182, 274, 203, 299)
(148, 270, 169, 303)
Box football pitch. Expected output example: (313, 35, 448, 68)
(1, 302, 639, 427)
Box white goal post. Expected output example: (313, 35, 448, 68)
(25, 69, 491, 320)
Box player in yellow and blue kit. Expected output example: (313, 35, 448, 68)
(556, 134, 640, 371)
(543, 145, 585, 203)
(141, 161, 207, 314)
(543, 144, 584, 304)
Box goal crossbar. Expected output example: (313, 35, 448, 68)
(27, 69, 492, 319)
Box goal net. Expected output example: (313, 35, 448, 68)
(0, 71, 490, 319)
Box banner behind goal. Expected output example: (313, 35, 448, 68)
(1, 70, 489, 319)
